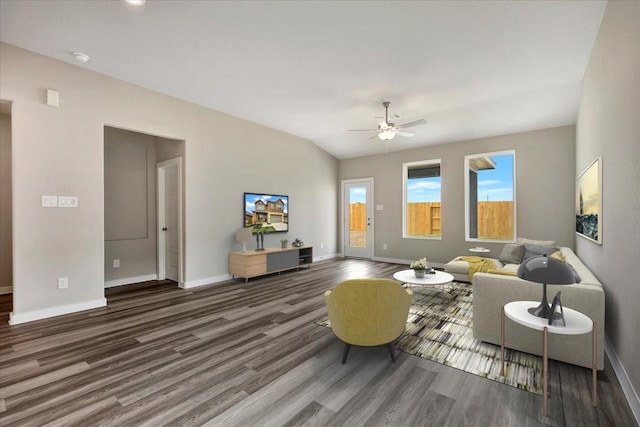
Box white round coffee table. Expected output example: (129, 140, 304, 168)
(393, 269, 455, 297)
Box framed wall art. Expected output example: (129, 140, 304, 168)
(575, 156, 602, 244)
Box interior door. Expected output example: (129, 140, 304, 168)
(343, 179, 373, 258)
(158, 158, 181, 283)
(164, 164, 179, 281)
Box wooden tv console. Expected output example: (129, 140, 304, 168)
(228, 245, 313, 282)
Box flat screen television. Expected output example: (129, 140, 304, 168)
(244, 192, 288, 233)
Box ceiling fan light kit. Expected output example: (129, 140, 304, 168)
(348, 101, 426, 141)
(378, 128, 396, 140)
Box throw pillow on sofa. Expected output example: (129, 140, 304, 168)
(498, 244, 526, 264)
(522, 243, 560, 261)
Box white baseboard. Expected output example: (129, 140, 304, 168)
(104, 274, 158, 288)
(313, 253, 340, 262)
(371, 257, 445, 270)
(0, 285, 13, 295)
(8, 298, 107, 325)
(181, 274, 232, 289)
(605, 337, 640, 424)
(372, 256, 412, 265)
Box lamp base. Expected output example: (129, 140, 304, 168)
(528, 282, 561, 320)
(528, 303, 552, 319)
(527, 301, 564, 321)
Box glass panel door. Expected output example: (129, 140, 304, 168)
(343, 179, 373, 258)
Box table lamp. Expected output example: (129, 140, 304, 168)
(516, 255, 576, 319)
(235, 227, 252, 252)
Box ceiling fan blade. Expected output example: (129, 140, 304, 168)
(347, 129, 376, 132)
(368, 133, 380, 140)
(395, 130, 415, 137)
(397, 119, 427, 129)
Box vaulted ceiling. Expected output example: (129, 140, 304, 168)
(0, 1, 607, 159)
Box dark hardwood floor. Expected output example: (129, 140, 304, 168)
(0, 258, 636, 426)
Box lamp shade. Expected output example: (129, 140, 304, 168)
(236, 227, 253, 252)
(517, 255, 576, 285)
(235, 227, 252, 242)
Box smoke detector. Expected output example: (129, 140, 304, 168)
(72, 52, 90, 63)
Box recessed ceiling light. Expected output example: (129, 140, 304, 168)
(126, 0, 146, 5)
(72, 52, 90, 63)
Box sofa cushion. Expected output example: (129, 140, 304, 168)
(498, 244, 525, 264)
(502, 263, 520, 272)
(444, 257, 503, 279)
(517, 237, 556, 246)
(522, 243, 560, 261)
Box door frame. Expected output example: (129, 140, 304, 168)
(157, 157, 183, 285)
(340, 177, 374, 259)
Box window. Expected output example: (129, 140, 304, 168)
(465, 150, 516, 242)
(403, 159, 442, 239)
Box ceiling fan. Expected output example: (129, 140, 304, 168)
(348, 102, 427, 141)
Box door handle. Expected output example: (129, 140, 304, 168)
(162, 227, 168, 231)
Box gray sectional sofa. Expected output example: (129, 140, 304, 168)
(446, 246, 604, 370)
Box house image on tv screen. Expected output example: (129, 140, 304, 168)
(244, 193, 289, 232)
(254, 199, 286, 224)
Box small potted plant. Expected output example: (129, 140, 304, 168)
(410, 257, 429, 278)
(280, 238, 288, 249)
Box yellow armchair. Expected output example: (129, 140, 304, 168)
(324, 278, 413, 363)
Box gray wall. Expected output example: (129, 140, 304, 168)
(104, 127, 158, 283)
(576, 0, 640, 402)
(339, 125, 576, 265)
(0, 112, 11, 290)
(0, 42, 338, 318)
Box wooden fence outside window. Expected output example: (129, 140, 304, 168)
(349, 201, 513, 239)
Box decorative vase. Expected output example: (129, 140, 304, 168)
(414, 269, 425, 278)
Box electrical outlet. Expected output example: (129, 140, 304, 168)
(320, 242, 324, 249)
(113, 259, 120, 268)
(58, 277, 68, 289)
(383, 243, 388, 250)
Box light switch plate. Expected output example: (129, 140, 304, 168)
(42, 195, 58, 207)
(376, 205, 384, 211)
(46, 89, 59, 107)
(59, 196, 78, 208)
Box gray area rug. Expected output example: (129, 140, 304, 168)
(317, 282, 543, 395)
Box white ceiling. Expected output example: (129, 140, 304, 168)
(0, 1, 606, 159)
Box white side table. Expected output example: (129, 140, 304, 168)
(500, 301, 597, 416)
(469, 247, 490, 257)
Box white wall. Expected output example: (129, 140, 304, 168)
(576, 0, 640, 413)
(0, 43, 338, 321)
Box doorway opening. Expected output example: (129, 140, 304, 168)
(103, 126, 184, 288)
